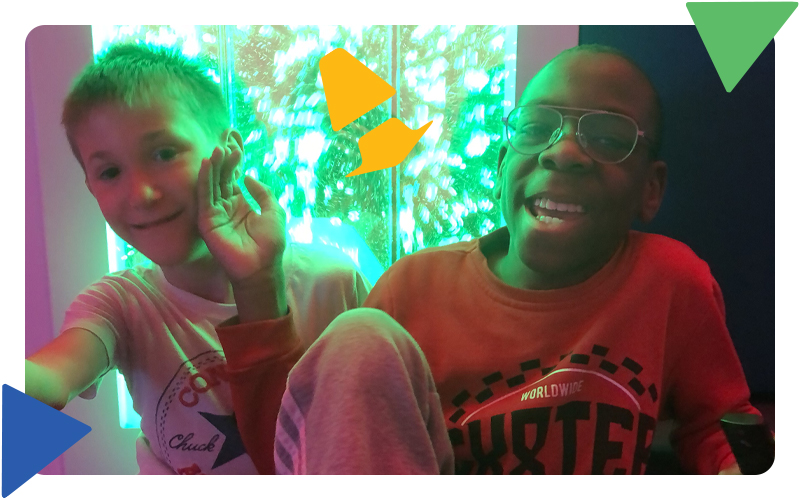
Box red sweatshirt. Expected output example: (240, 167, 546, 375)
(363, 228, 758, 474)
(217, 312, 303, 474)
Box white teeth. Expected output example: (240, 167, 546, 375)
(535, 215, 563, 224)
(534, 197, 584, 214)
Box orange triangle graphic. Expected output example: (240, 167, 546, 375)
(320, 48, 396, 131)
(346, 119, 433, 177)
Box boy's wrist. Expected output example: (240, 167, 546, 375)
(231, 263, 288, 323)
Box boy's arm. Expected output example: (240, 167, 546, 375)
(26, 327, 109, 410)
(197, 143, 296, 474)
(666, 279, 759, 474)
(197, 144, 287, 307)
(217, 312, 303, 475)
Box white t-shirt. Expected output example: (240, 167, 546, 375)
(61, 243, 370, 474)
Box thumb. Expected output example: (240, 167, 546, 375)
(242, 174, 277, 213)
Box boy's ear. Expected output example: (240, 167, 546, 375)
(638, 159, 667, 223)
(494, 143, 509, 200)
(222, 128, 244, 154)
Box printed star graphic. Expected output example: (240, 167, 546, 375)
(199, 412, 247, 469)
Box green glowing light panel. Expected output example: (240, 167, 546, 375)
(92, 24, 517, 429)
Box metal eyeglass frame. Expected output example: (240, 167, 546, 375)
(501, 104, 652, 164)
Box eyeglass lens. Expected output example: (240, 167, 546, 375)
(507, 106, 639, 163)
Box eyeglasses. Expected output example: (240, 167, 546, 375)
(502, 104, 651, 164)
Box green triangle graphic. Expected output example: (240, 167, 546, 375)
(687, 2, 797, 92)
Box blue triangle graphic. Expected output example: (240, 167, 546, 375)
(2, 385, 91, 497)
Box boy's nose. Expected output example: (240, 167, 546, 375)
(537, 121, 594, 173)
(128, 172, 162, 206)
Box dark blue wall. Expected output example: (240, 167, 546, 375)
(578, 26, 775, 396)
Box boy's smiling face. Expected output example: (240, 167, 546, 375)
(75, 100, 221, 267)
(493, 51, 667, 289)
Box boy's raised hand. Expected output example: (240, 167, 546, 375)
(197, 145, 287, 286)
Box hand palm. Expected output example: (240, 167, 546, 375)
(197, 147, 286, 283)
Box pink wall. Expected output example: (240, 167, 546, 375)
(25, 25, 140, 475)
(25, 40, 54, 358)
(516, 25, 579, 103)
(26, 31, 62, 477)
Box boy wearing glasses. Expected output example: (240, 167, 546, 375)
(238, 45, 759, 474)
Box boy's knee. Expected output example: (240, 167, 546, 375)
(304, 307, 429, 381)
(323, 307, 407, 342)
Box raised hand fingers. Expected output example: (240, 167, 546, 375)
(220, 147, 242, 200)
(197, 156, 215, 218)
(209, 146, 224, 203)
(242, 174, 282, 217)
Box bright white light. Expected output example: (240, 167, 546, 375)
(420, 206, 431, 224)
(270, 107, 286, 125)
(429, 57, 449, 80)
(415, 105, 429, 127)
(480, 167, 495, 188)
(490, 34, 505, 51)
(297, 130, 326, 166)
(425, 185, 437, 201)
(411, 25, 435, 41)
(295, 167, 317, 204)
(273, 136, 289, 169)
(466, 131, 491, 157)
(399, 206, 416, 254)
(318, 25, 338, 43)
(306, 91, 323, 107)
(420, 77, 446, 107)
(464, 68, 490, 92)
(288, 217, 313, 244)
(181, 36, 200, 58)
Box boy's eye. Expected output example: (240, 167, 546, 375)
(518, 122, 553, 142)
(98, 166, 120, 181)
(153, 147, 178, 162)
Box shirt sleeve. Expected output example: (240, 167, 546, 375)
(665, 277, 760, 474)
(217, 311, 305, 475)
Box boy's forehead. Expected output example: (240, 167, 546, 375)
(80, 99, 200, 133)
(74, 99, 211, 156)
(520, 53, 655, 126)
